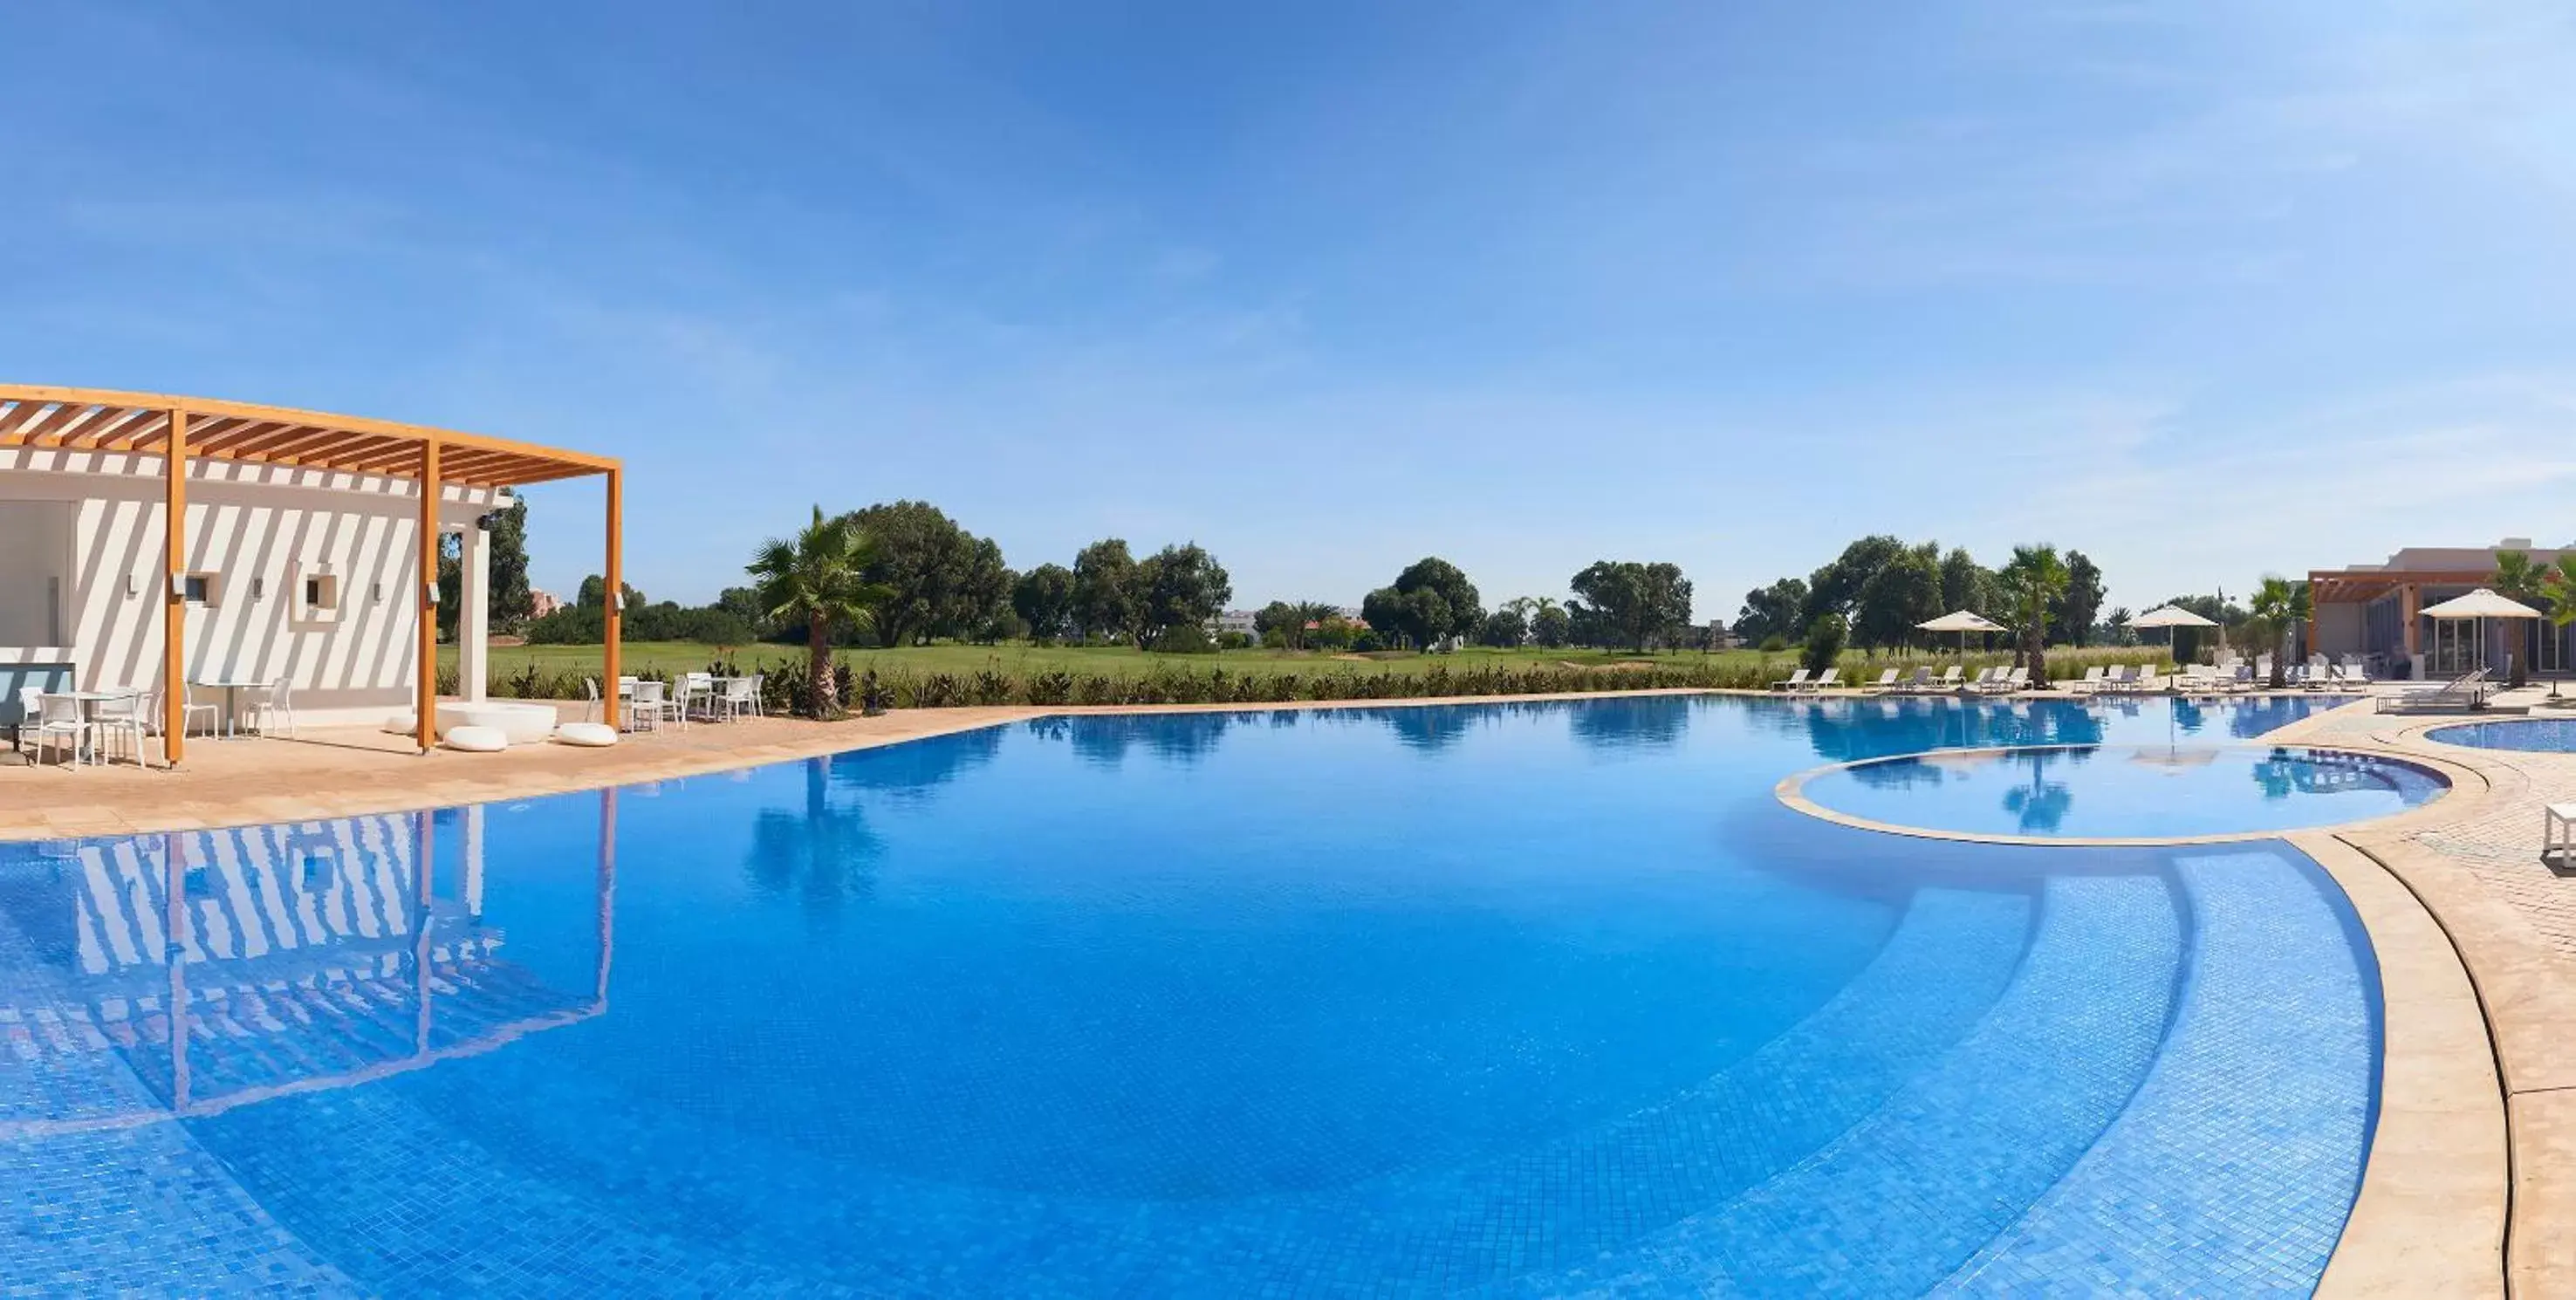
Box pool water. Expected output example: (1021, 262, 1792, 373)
(0, 694, 2381, 1296)
(2429, 716, 2576, 753)
(1800, 744, 2445, 839)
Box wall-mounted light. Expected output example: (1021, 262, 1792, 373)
(126, 572, 140, 599)
(424, 582, 440, 606)
(249, 577, 265, 600)
(370, 581, 384, 605)
(167, 574, 186, 600)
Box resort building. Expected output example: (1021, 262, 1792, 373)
(2307, 538, 2572, 678)
(0, 386, 620, 756)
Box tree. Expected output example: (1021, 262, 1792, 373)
(1803, 535, 1906, 626)
(746, 506, 894, 718)
(2543, 558, 2576, 681)
(2052, 551, 2107, 647)
(2496, 551, 2550, 674)
(2106, 606, 2134, 647)
(485, 499, 536, 632)
(1938, 547, 1992, 616)
(576, 574, 646, 612)
(841, 501, 992, 647)
(1997, 544, 2071, 677)
(1012, 564, 1077, 642)
(957, 537, 1014, 643)
(1362, 558, 1482, 649)
(1734, 578, 1809, 646)
(1071, 539, 1140, 642)
(1478, 607, 1528, 647)
(1852, 544, 1943, 649)
(1802, 612, 1847, 674)
(1130, 544, 1232, 646)
(1531, 604, 1572, 648)
(1568, 560, 1694, 652)
(2246, 575, 2312, 688)
(715, 585, 772, 640)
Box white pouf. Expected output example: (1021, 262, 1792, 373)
(554, 722, 620, 748)
(442, 724, 509, 753)
(382, 713, 417, 735)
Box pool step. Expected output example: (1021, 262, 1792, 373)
(1511, 872, 2184, 1297)
(180, 1084, 832, 1296)
(1932, 846, 2378, 1297)
(336, 885, 2044, 1296)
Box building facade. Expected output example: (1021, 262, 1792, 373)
(2307, 538, 2571, 678)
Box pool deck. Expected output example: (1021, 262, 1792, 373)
(0, 681, 2561, 1295)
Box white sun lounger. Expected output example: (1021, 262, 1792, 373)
(1863, 667, 1901, 694)
(1795, 667, 1842, 695)
(1771, 667, 1809, 693)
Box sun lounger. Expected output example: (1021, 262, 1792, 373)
(1771, 668, 1809, 693)
(1934, 666, 1963, 692)
(2072, 666, 2105, 694)
(2377, 669, 2490, 715)
(1863, 668, 1900, 694)
(1794, 667, 1842, 695)
(1892, 667, 1933, 694)
(1965, 667, 1997, 693)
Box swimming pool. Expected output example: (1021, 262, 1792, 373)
(0, 694, 2381, 1295)
(2429, 715, 2576, 753)
(1797, 744, 2445, 839)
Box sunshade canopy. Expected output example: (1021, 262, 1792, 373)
(1917, 609, 2006, 633)
(2129, 606, 2220, 630)
(2419, 587, 2545, 619)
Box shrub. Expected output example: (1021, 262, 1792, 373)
(1801, 614, 1847, 673)
(1758, 634, 1788, 653)
(1350, 630, 1386, 653)
(1216, 630, 1254, 651)
(1148, 625, 1218, 654)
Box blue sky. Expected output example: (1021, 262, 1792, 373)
(7, 1, 2574, 620)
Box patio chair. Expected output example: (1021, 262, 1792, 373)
(716, 675, 759, 721)
(627, 679, 673, 731)
(91, 690, 153, 767)
(250, 677, 297, 737)
(2377, 669, 2490, 715)
(179, 681, 222, 738)
(1771, 667, 1810, 693)
(11, 686, 38, 754)
(583, 677, 603, 723)
(746, 673, 766, 716)
(680, 672, 716, 722)
(31, 694, 88, 768)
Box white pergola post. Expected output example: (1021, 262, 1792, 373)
(458, 520, 491, 702)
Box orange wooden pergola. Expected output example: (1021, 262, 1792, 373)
(0, 384, 622, 763)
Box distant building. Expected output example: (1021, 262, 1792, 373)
(1214, 609, 1261, 637)
(2308, 537, 2571, 677)
(529, 588, 566, 617)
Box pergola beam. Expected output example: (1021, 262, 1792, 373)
(161, 410, 188, 765)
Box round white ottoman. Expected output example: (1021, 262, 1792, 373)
(554, 722, 620, 748)
(442, 724, 509, 753)
(382, 713, 417, 735)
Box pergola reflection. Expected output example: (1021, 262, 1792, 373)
(0, 790, 616, 1138)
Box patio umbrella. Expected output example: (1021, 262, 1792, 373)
(1916, 609, 2005, 657)
(2420, 587, 2545, 676)
(2128, 606, 2218, 662)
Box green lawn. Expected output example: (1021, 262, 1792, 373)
(444, 640, 1778, 681)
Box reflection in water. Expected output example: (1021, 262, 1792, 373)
(749, 762, 884, 925)
(1030, 714, 1238, 768)
(1793, 697, 2107, 763)
(1999, 748, 2082, 833)
(0, 795, 614, 1138)
(1567, 695, 1693, 752)
(832, 724, 1004, 798)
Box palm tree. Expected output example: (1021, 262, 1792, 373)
(746, 507, 894, 718)
(2496, 551, 2548, 675)
(1997, 544, 2069, 680)
(2540, 558, 2576, 691)
(2246, 575, 2311, 688)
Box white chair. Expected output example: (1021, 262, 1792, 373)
(31, 694, 89, 768)
(680, 672, 716, 723)
(716, 675, 758, 722)
(250, 677, 297, 737)
(12, 686, 38, 755)
(583, 677, 603, 723)
(616, 675, 641, 729)
(179, 681, 222, 738)
(746, 673, 765, 717)
(629, 680, 682, 731)
(92, 690, 153, 767)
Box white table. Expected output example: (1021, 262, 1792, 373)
(56, 690, 140, 765)
(193, 678, 271, 739)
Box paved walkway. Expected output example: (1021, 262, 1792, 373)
(2268, 688, 2576, 1297)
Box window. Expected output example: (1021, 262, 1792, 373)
(182, 573, 215, 604)
(0, 501, 71, 646)
(293, 566, 342, 625)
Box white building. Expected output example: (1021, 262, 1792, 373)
(0, 386, 620, 753)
